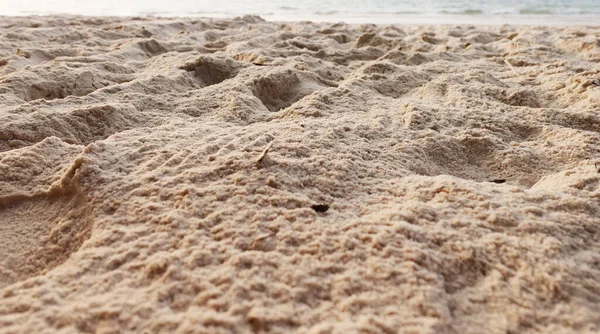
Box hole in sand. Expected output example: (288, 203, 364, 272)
(251, 70, 333, 112)
(26, 83, 72, 101)
(136, 39, 167, 57)
(500, 89, 541, 108)
(354, 62, 430, 99)
(0, 104, 140, 152)
(20, 70, 122, 102)
(413, 134, 549, 187)
(180, 57, 240, 87)
(400, 105, 548, 187)
(0, 192, 94, 289)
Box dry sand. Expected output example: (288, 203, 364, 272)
(0, 15, 600, 333)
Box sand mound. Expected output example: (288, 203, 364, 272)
(0, 15, 599, 334)
(0, 137, 93, 289)
(0, 192, 93, 289)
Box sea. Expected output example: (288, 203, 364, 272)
(3, 0, 600, 25)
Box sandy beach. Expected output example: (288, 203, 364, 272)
(0, 15, 599, 333)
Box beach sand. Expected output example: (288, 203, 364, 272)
(0, 15, 599, 333)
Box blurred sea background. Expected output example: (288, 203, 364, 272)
(3, 0, 600, 24)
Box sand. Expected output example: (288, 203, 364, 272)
(0, 14, 599, 333)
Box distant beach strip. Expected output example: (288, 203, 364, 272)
(3, 0, 600, 25)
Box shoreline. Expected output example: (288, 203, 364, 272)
(256, 13, 600, 26)
(2, 13, 600, 26)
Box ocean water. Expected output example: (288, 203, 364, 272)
(3, 0, 600, 24)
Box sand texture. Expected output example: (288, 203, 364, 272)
(0, 15, 600, 333)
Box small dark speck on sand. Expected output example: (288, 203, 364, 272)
(489, 179, 506, 184)
(311, 204, 329, 213)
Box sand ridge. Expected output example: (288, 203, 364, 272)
(0, 15, 599, 333)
